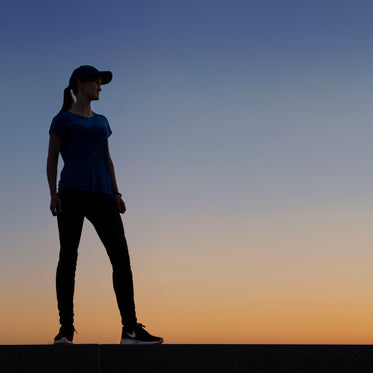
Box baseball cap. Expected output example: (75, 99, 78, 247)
(68, 65, 112, 89)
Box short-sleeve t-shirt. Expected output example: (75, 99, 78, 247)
(50, 111, 113, 195)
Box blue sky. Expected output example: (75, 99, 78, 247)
(2, 0, 373, 343)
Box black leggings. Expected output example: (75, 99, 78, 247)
(56, 189, 137, 328)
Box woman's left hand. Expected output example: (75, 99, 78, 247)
(115, 195, 126, 214)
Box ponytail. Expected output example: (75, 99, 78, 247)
(59, 87, 75, 112)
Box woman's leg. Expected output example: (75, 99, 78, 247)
(56, 189, 85, 326)
(86, 193, 137, 329)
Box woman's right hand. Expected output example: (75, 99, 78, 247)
(50, 194, 62, 216)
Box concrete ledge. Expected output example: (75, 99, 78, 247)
(1, 344, 373, 372)
(0, 344, 99, 373)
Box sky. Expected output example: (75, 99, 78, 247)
(1, 0, 373, 344)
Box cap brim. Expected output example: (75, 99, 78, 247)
(99, 71, 112, 85)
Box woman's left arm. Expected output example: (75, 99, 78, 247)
(108, 148, 126, 214)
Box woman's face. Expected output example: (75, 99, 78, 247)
(79, 77, 102, 101)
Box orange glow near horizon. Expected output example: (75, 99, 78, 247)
(2, 291, 373, 345)
(2, 206, 373, 345)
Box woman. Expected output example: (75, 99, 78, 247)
(47, 65, 163, 345)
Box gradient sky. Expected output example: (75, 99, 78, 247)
(1, 0, 373, 344)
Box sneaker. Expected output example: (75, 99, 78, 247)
(54, 324, 76, 344)
(120, 323, 163, 345)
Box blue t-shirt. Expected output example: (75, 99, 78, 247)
(50, 111, 113, 195)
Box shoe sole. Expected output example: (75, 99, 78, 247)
(54, 337, 73, 344)
(120, 338, 163, 345)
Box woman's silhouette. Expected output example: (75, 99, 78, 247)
(47, 65, 163, 345)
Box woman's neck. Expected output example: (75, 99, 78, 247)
(69, 99, 93, 117)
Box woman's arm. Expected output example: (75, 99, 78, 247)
(47, 131, 63, 216)
(108, 147, 126, 214)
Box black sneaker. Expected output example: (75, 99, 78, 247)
(120, 323, 163, 345)
(54, 324, 76, 344)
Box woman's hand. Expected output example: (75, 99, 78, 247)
(50, 194, 62, 216)
(115, 195, 126, 214)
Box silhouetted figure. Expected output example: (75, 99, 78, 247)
(47, 65, 163, 345)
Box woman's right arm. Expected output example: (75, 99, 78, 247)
(47, 131, 63, 216)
